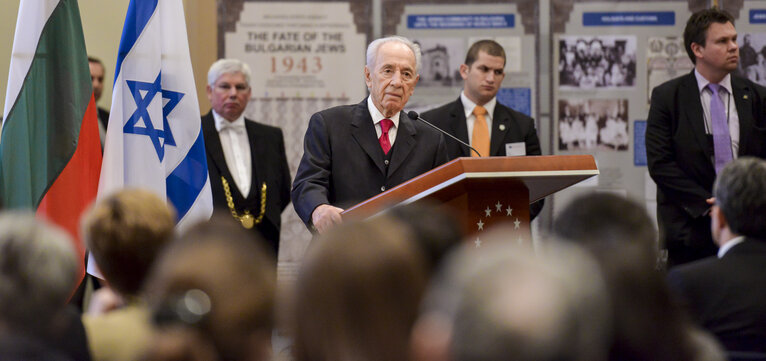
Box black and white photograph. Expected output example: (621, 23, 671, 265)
(736, 32, 766, 87)
(558, 99, 629, 151)
(558, 35, 637, 89)
(412, 37, 466, 87)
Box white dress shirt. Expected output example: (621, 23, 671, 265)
(213, 110, 252, 197)
(367, 96, 399, 146)
(718, 235, 745, 258)
(694, 70, 740, 157)
(460, 91, 497, 146)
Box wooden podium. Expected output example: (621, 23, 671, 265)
(342, 155, 598, 243)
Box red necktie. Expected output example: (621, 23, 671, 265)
(379, 118, 393, 155)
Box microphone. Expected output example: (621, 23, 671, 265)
(407, 110, 482, 157)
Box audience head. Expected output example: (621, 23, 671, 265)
(292, 217, 428, 361)
(712, 157, 766, 241)
(365, 36, 421, 118)
(553, 193, 704, 361)
(206, 58, 252, 121)
(0, 212, 78, 335)
(683, 7, 736, 68)
(553, 192, 657, 259)
(144, 217, 276, 361)
(88, 56, 105, 102)
(386, 202, 464, 274)
(83, 188, 176, 298)
(413, 231, 611, 361)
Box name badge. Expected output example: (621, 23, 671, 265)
(505, 142, 526, 156)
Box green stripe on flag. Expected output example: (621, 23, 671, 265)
(0, 0, 92, 209)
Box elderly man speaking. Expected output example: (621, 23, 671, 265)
(292, 36, 448, 233)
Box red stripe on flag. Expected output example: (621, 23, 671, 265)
(37, 95, 102, 278)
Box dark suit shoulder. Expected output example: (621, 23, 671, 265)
(495, 102, 534, 124)
(652, 71, 693, 97)
(244, 117, 285, 136)
(313, 102, 360, 119)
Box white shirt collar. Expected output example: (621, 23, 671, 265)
(695, 69, 732, 95)
(212, 110, 246, 132)
(718, 235, 746, 258)
(367, 96, 400, 127)
(461, 91, 496, 120)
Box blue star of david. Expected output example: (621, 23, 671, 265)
(123, 73, 185, 161)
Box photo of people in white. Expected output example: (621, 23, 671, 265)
(558, 36, 636, 89)
(558, 99, 629, 151)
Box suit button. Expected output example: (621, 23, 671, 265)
(384, 160, 389, 165)
(380, 186, 386, 192)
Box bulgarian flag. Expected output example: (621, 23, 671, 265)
(0, 0, 102, 278)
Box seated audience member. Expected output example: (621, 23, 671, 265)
(143, 219, 276, 361)
(386, 202, 464, 274)
(554, 192, 725, 361)
(668, 157, 766, 353)
(411, 231, 611, 361)
(291, 217, 428, 361)
(0, 213, 80, 360)
(82, 189, 176, 361)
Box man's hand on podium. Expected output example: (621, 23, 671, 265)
(312, 204, 344, 233)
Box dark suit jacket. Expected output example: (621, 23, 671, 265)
(291, 98, 449, 226)
(421, 97, 544, 219)
(97, 107, 110, 129)
(667, 239, 766, 352)
(646, 72, 766, 264)
(201, 112, 291, 255)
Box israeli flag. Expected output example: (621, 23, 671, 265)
(90, 0, 212, 275)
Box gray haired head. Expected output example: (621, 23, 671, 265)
(713, 157, 766, 238)
(207, 59, 252, 86)
(366, 36, 422, 74)
(0, 212, 78, 333)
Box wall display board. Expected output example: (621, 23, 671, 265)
(392, 3, 538, 119)
(222, 1, 368, 273)
(551, 1, 700, 225)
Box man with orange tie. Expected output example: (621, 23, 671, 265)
(422, 40, 544, 219)
(292, 36, 449, 233)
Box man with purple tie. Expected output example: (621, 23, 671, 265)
(292, 36, 448, 234)
(646, 8, 766, 267)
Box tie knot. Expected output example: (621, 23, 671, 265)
(221, 120, 244, 132)
(708, 83, 724, 95)
(380, 118, 394, 133)
(473, 105, 487, 116)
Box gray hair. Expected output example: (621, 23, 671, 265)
(366, 36, 422, 74)
(713, 157, 766, 238)
(420, 230, 611, 361)
(207, 58, 252, 86)
(0, 212, 78, 332)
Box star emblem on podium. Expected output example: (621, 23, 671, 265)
(474, 199, 523, 248)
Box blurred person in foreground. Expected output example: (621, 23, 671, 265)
(411, 230, 611, 361)
(0, 212, 81, 360)
(82, 189, 176, 361)
(554, 192, 725, 361)
(291, 217, 428, 361)
(143, 217, 276, 361)
(668, 157, 766, 353)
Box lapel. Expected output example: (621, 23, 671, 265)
(732, 76, 754, 156)
(448, 98, 471, 157)
(350, 98, 386, 174)
(388, 110, 417, 176)
(244, 118, 262, 201)
(490, 104, 512, 156)
(201, 112, 236, 182)
(681, 72, 714, 161)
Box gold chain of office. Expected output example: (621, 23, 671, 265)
(221, 176, 266, 229)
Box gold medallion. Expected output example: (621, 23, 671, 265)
(241, 214, 255, 229)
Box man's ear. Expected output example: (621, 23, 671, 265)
(364, 66, 372, 89)
(459, 64, 469, 80)
(205, 84, 213, 101)
(711, 204, 729, 230)
(691, 42, 704, 61)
